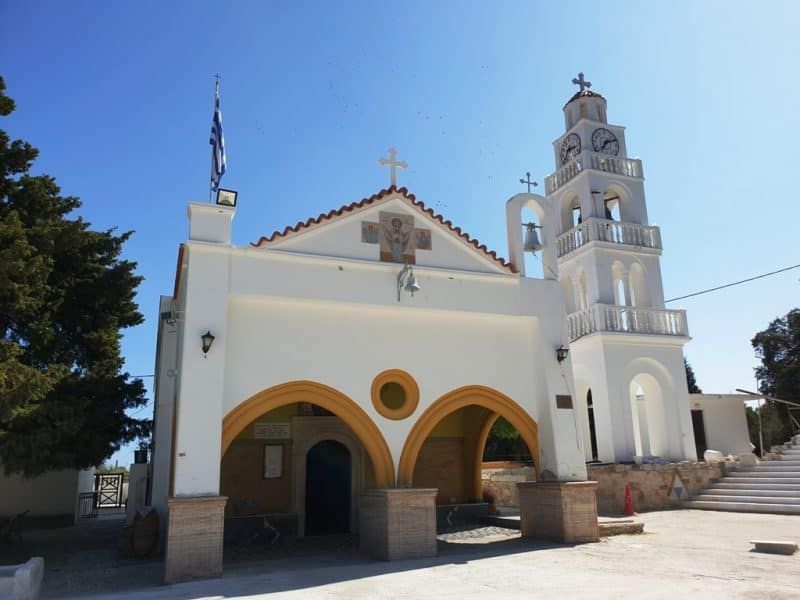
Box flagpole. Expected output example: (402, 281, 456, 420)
(209, 76, 219, 204)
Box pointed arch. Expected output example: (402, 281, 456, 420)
(398, 385, 540, 487)
(221, 380, 395, 487)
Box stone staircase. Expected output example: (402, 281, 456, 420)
(685, 436, 800, 515)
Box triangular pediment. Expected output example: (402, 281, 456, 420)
(250, 187, 515, 274)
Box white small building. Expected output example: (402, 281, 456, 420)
(150, 80, 703, 583)
(688, 394, 753, 457)
(0, 465, 94, 525)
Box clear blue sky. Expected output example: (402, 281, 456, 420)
(2, 1, 798, 466)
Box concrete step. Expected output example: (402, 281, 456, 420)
(732, 471, 800, 479)
(723, 477, 800, 486)
(702, 487, 800, 498)
(713, 482, 800, 491)
(753, 465, 800, 471)
(694, 494, 800, 505)
(684, 500, 800, 515)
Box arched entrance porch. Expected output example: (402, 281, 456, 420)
(220, 381, 395, 538)
(397, 386, 539, 526)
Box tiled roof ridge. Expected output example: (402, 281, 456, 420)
(250, 185, 516, 272)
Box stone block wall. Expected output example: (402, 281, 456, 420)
(481, 465, 536, 508)
(359, 489, 437, 561)
(588, 462, 726, 515)
(164, 496, 227, 584)
(518, 482, 599, 543)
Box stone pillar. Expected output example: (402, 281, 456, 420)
(164, 496, 227, 584)
(518, 481, 598, 543)
(359, 489, 437, 560)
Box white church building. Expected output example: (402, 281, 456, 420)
(150, 78, 698, 583)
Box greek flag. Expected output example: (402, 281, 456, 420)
(209, 86, 226, 192)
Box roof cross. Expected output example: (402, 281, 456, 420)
(519, 171, 538, 193)
(572, 72, 591, 92)
(379, 148, 408, 187)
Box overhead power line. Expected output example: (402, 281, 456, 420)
(665, 263, 800, 303)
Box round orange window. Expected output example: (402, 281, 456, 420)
(371, 369, 419, 420)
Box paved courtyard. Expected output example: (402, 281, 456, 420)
(11, 510, 800, 599)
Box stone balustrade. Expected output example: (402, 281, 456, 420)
(545, 151, 644, 194)
(556, 218, 661, 258)
(568, 303, 689, 342)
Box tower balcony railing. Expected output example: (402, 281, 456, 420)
(556, 218, 662, 258)
(545, 151, 644, 194)
(567, 303, 689, 342)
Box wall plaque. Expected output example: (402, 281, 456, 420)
(254, 422, 291, 440)
(556, 395, 574, 409)
(263, 444, 283, 479)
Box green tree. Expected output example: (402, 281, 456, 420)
(684, 357, 702, 394)
(751, 308, 800, 448)
(483, 417, 531, 462)
(0, 77, 149, 476)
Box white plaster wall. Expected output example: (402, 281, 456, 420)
(558, 247, 664, 308)
(570, 334, 695, 463)
(268, 196, 507, 275)
(0, 467, 80, 517)
(689, 394, 753, 456)
(162, 207, 590, 498)
(149, 294, 177, 518)
(170, 243, 232, 497)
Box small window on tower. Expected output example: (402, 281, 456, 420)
(579, 102, 588, 119)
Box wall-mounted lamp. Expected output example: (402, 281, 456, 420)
(522, 222, 543, 253)
(556, 345, 569, 363)
(201, 331, 216, 355)
(397, 263, 421, 301)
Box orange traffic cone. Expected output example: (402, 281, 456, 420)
(622, 484, 636, 516)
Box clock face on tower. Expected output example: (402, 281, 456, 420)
(559, 133, 581, 165)
(591, 128, 620, 156)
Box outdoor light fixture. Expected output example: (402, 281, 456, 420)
(397, 263, 421, 301)
(522, 222, 543, 253)
(556, 345, 569, 363)
(201, 330, 216, 355)
(216, 188, 238, 207)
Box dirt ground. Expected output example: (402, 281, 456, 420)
(2, 509, 799, 599)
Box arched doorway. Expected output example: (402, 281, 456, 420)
(305, 440, 351, 535)
(221, 381, 394, 487)
(586, 389, 599, 462)
(399, 386, 539, 501)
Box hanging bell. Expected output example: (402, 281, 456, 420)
(404, 270, 421, 296)
(523, 224, 543, 253)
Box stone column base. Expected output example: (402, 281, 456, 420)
(518, 481, 598, 543)
(359, 488, 437, 560)
(164, 495, 227, 584)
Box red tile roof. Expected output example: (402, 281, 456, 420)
(250, 186, 516, 272)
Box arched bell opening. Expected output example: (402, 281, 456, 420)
(629, 374, 667, 459)
(521, 207, 544, 279)
(629, 262, 649, 308)
(559, 192, 582, 234)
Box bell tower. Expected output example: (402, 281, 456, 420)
(544, 74, 697, 464)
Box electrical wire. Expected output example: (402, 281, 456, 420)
(665, 263, 800, 303)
